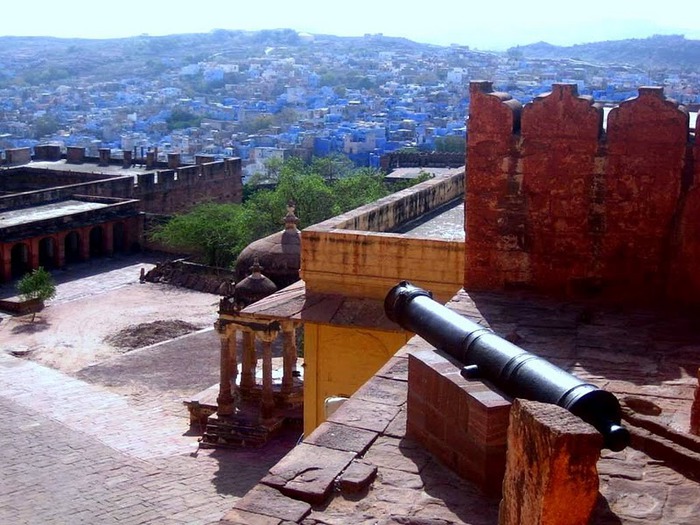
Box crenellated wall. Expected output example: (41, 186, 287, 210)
(132, 157, 242, 215)
(465, 81, 699, 304)
(0, 156, 243, 216)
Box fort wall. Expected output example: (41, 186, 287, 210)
(302, 172, 465, 303)
(465, 81, 699, 305)
(133, 157, 243, 215)
(0, 153, 243, 215)
(380, 151, 465, 172)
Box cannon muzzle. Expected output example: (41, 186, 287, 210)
(385, 281, 630, 451)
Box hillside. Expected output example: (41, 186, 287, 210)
(510, 34, 700, 70)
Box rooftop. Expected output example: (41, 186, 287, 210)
(0, 199, 111, 228)
(224, 288, 700, 524)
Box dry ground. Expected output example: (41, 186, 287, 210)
(1, 282, 218, 374)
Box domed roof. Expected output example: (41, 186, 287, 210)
(235, 259, 278, 307)
(235, 202, 301, 289)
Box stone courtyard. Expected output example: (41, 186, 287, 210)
(0, 255, 298, 524)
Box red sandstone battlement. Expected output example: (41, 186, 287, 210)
(465, 81, 700, 305)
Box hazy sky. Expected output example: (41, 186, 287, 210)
(5, 0, 699, 50)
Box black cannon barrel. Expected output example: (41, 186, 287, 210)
(384, 281, 630, 451)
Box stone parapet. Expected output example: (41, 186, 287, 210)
(499, 399, 602, 525)
(465, 81, 700, 306)
(406, 347, 511, 496)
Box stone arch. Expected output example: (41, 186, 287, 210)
(89, 226, 103, 257)
(11, 242, 30, 278)
(38, 236, 57, 269)
(64, 231, 81, 263)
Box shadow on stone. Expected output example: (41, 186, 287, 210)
(591, 492, 623, 524)
(11, 318, 51, 334)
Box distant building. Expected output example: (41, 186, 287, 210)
(0, 145, 242, 283)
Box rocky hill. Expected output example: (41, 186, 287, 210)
(510, 34, 700, 70)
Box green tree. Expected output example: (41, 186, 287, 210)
(33, 115, 61, 139)
(331, 168, 388, 214)
(152, 157, 435, 268)
(150, 203, 251, 267)
(311, 154, 354, 182)
(435, 135, 466, 153)
(166, 108, 202, 131)
(17, 267, 57, 321)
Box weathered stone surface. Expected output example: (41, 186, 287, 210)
(377, 466, 425, 490)
(304, 421, 378, 454)
(353, 375, 408, 406)
(363, 436, 430, 474)
(220, 508, 283, 525)
(232, 484, 311, 523)
(327, 397, 401, 433)
(498, 399, 603, 525)
(262, 443, 356, 504)
(465, 82, 700, 305)
(691, 368, 700, 436)
(384, 406, 407, 438)
(603, 478, 666, 521)
(376, 356, 409, 382)
(338, 460, 377, 493)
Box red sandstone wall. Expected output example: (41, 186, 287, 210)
(465, 82, 698, 304)
(134, 158, 242, 215)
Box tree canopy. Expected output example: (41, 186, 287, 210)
(17, 267, 57, 320)
(149, 156, 420, 268)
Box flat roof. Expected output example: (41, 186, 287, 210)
(385, 166, 462, 180)
(0, 199, 110, 228)
(27, 159, 151, 176)
(394, 199, 465, 241)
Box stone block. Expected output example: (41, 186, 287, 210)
(327, 397, 400, 434)
(262, 443, 356, 505)
(338, 460, 377, 494)
(498, 399, 603, 525)
(304, 421, 377, 454)
(232, 484, 310, 523)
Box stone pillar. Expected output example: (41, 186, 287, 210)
(122, 150, 133, 169)
(103, 223, 114, 257)
(98, 148, 111, 166)
(146, 150, 156, 170)
(167, 153, 181, 169)
(258, 330, 278, 420)
(29, 238, 40, 271)
(498, 399, 603, 525)
(6, 147, 31, 165)
(281, 322, 297, 393)
(240, 331, 256, 393)
(79, 227, 90, 261)
(216, 322, 237, 417)
(67, 146, 85, 164)
(691, 368, 700, 435)
(0, 244, 10, 282)
(56, 236, 65, 268)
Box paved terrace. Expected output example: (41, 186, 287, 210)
(0, 256, 298, 524)
(222, 289, 700, 524)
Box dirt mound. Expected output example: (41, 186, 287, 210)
(105, 320, 202, 351)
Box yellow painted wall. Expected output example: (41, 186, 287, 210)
(299, 172, 466, 435)
(302, 232, 464, 304)
(303, 322, 411, 436)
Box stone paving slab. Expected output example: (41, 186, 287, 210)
(0, 355, 297, 524)
(0, 255, 298, 524)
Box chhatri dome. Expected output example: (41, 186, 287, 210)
(234, 202, 301, 290)
(233, 258, 278, 309)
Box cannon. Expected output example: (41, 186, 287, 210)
(384, 281, 630, 451)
